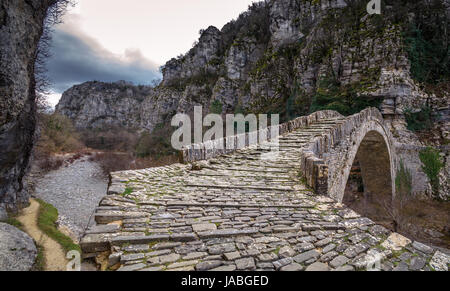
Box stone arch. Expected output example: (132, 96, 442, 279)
(328, 120, 396, 204)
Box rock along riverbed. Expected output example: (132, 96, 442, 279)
(33, 156, 108, 242)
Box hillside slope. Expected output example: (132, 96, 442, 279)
(57, 0, 448, 130)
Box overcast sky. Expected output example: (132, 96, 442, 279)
(46, 0, 257, 106)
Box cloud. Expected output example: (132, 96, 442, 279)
(47, 18, 161, 94)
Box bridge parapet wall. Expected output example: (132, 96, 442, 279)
(180, 107, 394, 203)
(299, 107, 395, 201)
(181, 110, 342, 163)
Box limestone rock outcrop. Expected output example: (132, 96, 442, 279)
(0, 223, 37, 271)
(56, 81, 152, 129)
(56, 81, 183, 132)
(0, 205, 7, 222)
(58, 0, 441, 130)
(0, 0, 59, 211)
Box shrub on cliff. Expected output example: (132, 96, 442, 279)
(210, 100, 223, 115)
(404, 106, 434, 132)
(309, 77, 383, 116)
(419, 147, 444, 197)
(221, 2, 270, 54)
(402, 7, 449, 84)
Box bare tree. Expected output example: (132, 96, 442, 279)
(151, 78, 162, 88)
(35, 0, 75, 111)
(383, 162, 413, 232)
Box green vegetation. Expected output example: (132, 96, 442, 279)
(32, 246, 46, 271)
(386, 0, 449, 85)
(404, 106, 434, 132)
(3, 205, 48, 271)
(35, 198, 80, 253)
(309, 77, 383, 116)
(210, 100, 223, 115)
(419, 147, 444, 196)
(233, 104, 246, 115)
(395, 161, 413, 197)
(273, 246, 281, 255)
(4, 217, 23, 229)
(220, 2, 270, 55)
(248, 44, 311, 122)
(404, 26, 445, 84)
(207, 57, 222, 67)
(404, 25, 449, 84)
(122, 187, 134, 196)
(285, 80, 310, 121)
(247, 16, 385, 120)
(165, 70, 219, 93)
(167, 0, 447, 127)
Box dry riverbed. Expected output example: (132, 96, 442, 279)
(32, 155, 108, 242)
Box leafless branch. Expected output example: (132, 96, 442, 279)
(35, 1, 76, 101)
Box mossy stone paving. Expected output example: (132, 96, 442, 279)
(81, 118, 449, 271)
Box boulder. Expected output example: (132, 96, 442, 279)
(0, 223, 37, 271)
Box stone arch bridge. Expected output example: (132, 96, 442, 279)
(81, 108, 449, 271)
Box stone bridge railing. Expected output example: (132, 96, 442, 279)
(181, 110, 342, 163)
(180, 107, 393, 202)
(299, 107, 394, 199)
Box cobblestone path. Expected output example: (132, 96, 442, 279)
(81, 117, 449, 271)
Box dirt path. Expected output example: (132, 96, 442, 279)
(17, 199, 68, 271)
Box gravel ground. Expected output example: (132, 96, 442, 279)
(33, 156, 108, 241)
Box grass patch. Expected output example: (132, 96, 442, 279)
(375, 244, 387, 252)
(4, 217, 23, 229)
(273, 246, 281, 255)
(122, 187, 134, 196)
(31, 246, 46, 271)
(391, 249, 406, 259)
(35, 198, 80, 253)
(148, 242, 158, 247)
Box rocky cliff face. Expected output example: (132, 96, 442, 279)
(56, 81, 182, 131)
(57, 81, 152, 129)
(57, 0, 449, 198)
(59, 0, 448, 124)
(0, 0, 59, 212)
